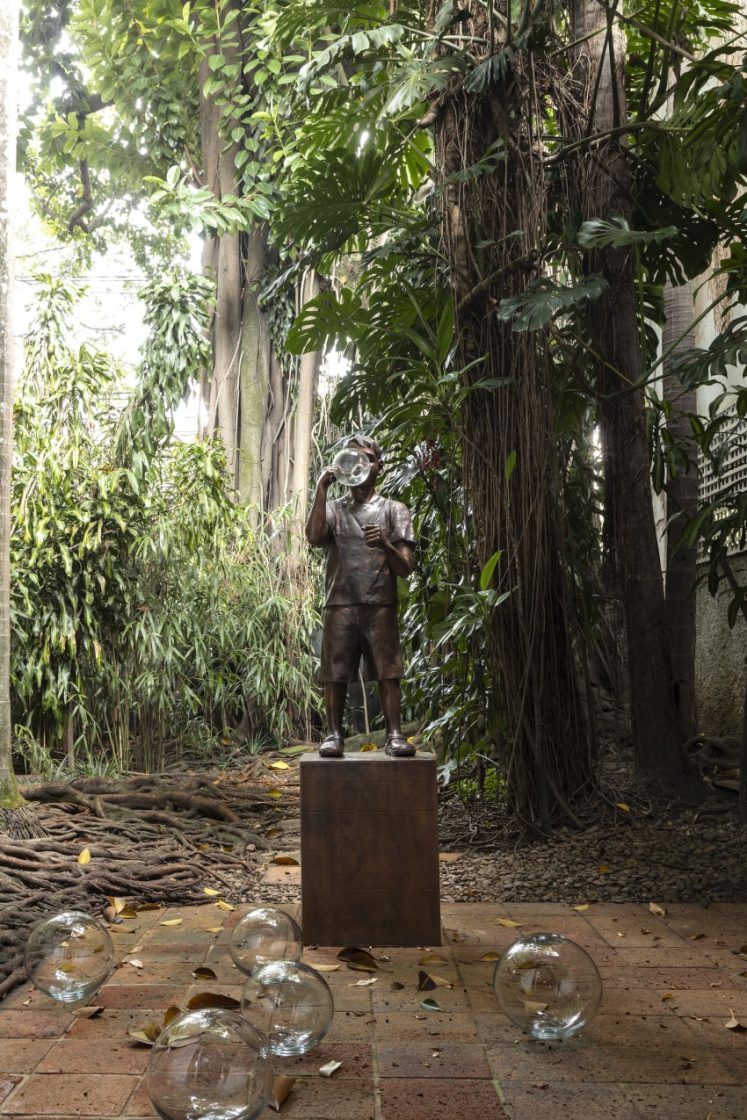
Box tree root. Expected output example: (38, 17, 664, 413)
(0, 762, 285, 1001)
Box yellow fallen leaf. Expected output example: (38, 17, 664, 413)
(649, 902, 667, 917)
(203, 888, 220, 897)
(128, 959, 144, 969)
(268, 1074, 295, 1111)
(496, 918, 523, 928)
(160, 918, 183, 927)
(572, 904, 590, 911)
(615, 802, 631, 812)
(269, 761, 290, 770)
(215, 900, 235, 912)
(597, 864, 611, 874)
(310, 963, 340, 972)
(106, 896, 127, 915)
(78, 848, 91, 865)
(661, 992, 674, 1001)
(418, 953, 449, 966)
(266, 788, 283, 799)
(480, 951, 501, 962)
(359, 742, 378, 752)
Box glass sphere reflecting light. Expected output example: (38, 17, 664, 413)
(493, 933, 602, 1040)
(331, 448, 370, 487)
(241, 960, 334, 1056)
(229, 908, 303, 977)
(146, 1008, 272, 1120)
(24, 910, 115, 1005)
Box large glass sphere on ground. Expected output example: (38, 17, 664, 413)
(229, 908, 303, 978)
(146, 1008, 272, 1120)
(241, 960, 334, 1057)
(24, 910, 115, 1005)
(493, 933, 602, 1040)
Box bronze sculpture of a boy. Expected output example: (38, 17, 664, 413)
(305, 435, 415, 758)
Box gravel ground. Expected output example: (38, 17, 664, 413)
(256, 757, 747, 908)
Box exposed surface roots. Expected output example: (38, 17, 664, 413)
(0, 761, 287, 1000)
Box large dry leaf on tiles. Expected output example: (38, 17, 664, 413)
(72, 1005, 103, 1019)
(268, 1075, 295, 1111)
(160, 918, 183, 927)
(337, 946, 378, 971)
(417, 971, 452, 991)
(192, 966, 217, 981)
(128, 1022, 162, 1046)
(418, 953, 449, 966)
(186, 992, 240, 1011)
(495, 918, 523, 929)
(77, 848, 91, 865)
(649, 902, 667, 917)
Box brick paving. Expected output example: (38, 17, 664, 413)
(1, 900, 746, 1118)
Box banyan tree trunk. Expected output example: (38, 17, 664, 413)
(430, 5, 593, 826)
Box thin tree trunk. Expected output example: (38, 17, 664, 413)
(663, 280, 698, 738)
(290, 269, 321, 528)
(0, 0, 24, 810)
(569, 0, 686, 784)
(237, 227, 272, 508)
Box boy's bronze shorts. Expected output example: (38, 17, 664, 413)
(320, 604, 404, 683)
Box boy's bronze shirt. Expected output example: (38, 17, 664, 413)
(323, 493, 415, 606)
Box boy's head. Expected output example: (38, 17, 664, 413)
(346, 434, 384, 473)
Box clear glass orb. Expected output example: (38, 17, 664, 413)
(241, 960, 334, 1057)
(331, 447, 370, 486)
(24, 910, 115, 1005)
(229, 907, 303, 977)
(493, 933, 603, 1040)
(146, 1008, 272, 1120)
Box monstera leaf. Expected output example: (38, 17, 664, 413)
(496, 275, 608, 331)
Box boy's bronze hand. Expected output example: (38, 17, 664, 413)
(364, 525, 386, 550)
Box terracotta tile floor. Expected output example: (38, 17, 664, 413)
(2, 901, 747, 1118)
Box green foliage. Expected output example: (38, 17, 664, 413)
(11, 276, 320, 773)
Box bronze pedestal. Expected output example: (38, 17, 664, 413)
(300, 751, 441, 947)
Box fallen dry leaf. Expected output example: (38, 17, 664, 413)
(438, 852, 462, 862)
(480, 951, 501, 962)
(269, 760, 290, 770)
(215, 900, 235, 912)
(649, 902, 667, 917)
(128, 959, 144, 969)
(71, 1005, 103, 1019)
(268, 1074, 295, 1111)
(597, 864, 611, 874)
(192, 966, 217, 981)
(337, 946, 378, 972)
(724, 1010, 747, 1031)
(319, 1060, 342, 1077)
(495, 918, 523, 929)
(266, 788, 283, 799)
(418, 953, 449, 966)
(358, 742, 378, 752)
(77, 848, 91, 865)
(271, 855, 299, 866)
(417, 971, 452, 990)
(349, 977, 377, 987)
(572, 904, 590, 912)
(420, 997, 441, 1011)
(160, 918, 183, 927)
(186, 992, 241, 1011)
(203, 888, 220, 898)
(310, 963, 340, 973)
(615, 802, 631, 812)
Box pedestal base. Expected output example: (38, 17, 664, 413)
(300, 751, 441, 947)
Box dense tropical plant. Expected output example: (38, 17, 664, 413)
(11, 273, 321, 774)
